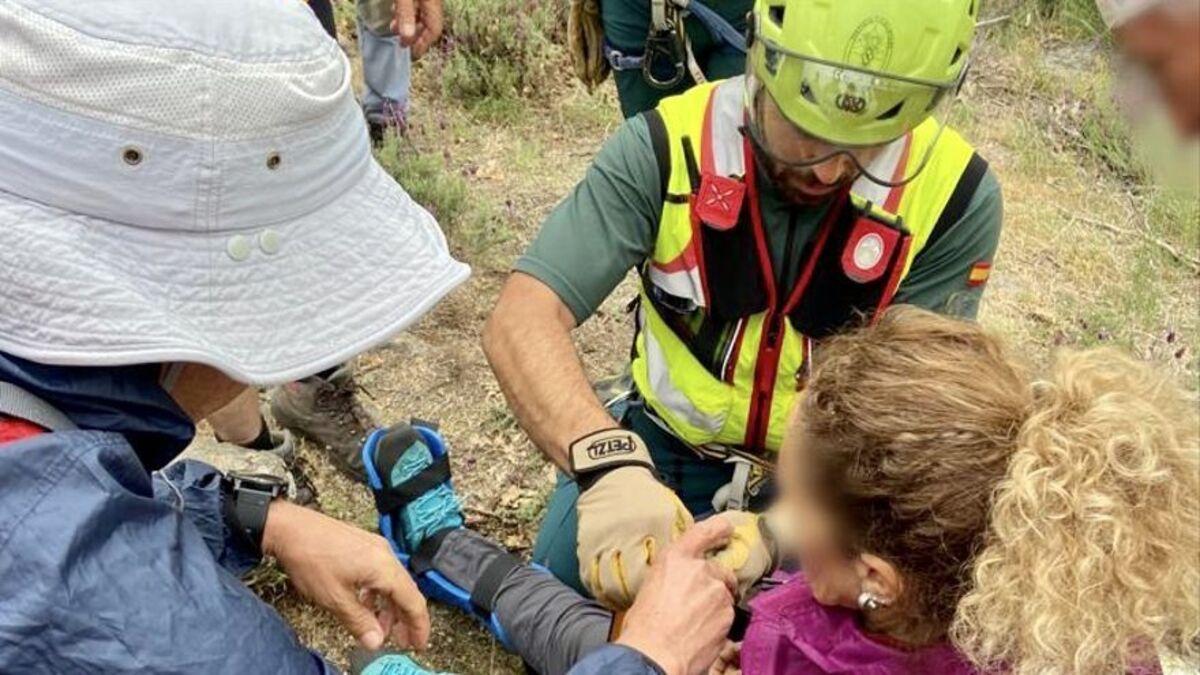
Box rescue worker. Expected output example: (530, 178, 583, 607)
(485, 0, 1006, 607)
(0, 1, 470, 671)
(570, 0, 752, 118)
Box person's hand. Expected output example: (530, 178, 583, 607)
(708, 641, 742, 675)
(392, 0, 443, 59)
(262, 500, 431, 651)
(709, 511, 777, 600)
(572, 429, 694, 610)
(617, 518, 738, 675)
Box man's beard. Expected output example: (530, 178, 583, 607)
(751, 142, 856, 206)
(767, 164, 856, 206)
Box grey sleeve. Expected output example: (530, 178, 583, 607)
(893, 168, 1004, 319)
(432, 529, 613, 675)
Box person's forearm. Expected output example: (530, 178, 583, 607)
(482, 273, 617, 472)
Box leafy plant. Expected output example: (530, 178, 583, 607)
(435, 0, 565, 104)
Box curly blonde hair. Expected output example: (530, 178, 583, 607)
(800, 306, 1200, 673)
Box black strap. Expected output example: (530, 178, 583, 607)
(372, 454, 452, 515)
(470, 553, 523, 615)
(642, 109, 672, 203)
(919, 152, 989, 256)
(410, 527, 455, 576)
(681, 135, 701, 192)
(729, 602, 753, 641)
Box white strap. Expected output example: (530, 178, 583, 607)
(685, 37, 707, 85)
(0, 381, 77, 432)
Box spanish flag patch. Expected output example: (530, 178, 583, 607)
(967, 261, 992, 287)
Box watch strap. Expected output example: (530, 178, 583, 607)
(223, 474, 284, 556)
(234, 486, 274, 554)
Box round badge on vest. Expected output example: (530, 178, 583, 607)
(841, 217, 900, 284)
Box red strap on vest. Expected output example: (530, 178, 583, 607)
(0, 415, 47, 444)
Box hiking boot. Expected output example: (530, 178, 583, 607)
(366, 107, 407, 146)
(349, 650, 447, 675)
(269, 365, 378, 482)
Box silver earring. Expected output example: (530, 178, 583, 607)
(857, 591, 885, 611)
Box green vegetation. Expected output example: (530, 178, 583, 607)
(436, 0, 564, 107)
(994, 0, 1105, 37)
(375, 134, 469, 224)
(373, 131, 515, 262)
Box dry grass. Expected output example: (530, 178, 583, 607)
(243, 3, 1199, 672)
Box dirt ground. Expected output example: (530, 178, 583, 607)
(214, 6, 1199, 674)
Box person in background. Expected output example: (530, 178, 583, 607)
(0, 1, 471, 672)
(362, 307, 1199, 674)
(571, 0, 752, 118)
(354, 0, 444, 140)
(1098, 0, 1200, 136)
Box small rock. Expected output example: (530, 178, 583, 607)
(175, 436, 298, 500)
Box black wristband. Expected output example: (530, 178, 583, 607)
(221, 473, 285, 556)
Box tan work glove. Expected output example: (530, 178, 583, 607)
(568, 0, 610, 92)
(710, 509, 784, 600)
(573, 428, 693, 610)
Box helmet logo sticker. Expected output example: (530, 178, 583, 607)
(836, 93, 868, 114)
(845, 17, 894, 71)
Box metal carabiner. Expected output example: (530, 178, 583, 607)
(711, 456, 755, 512)
(642, 0, 686, 89)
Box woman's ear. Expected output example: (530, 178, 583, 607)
(854, 553, 903, 605)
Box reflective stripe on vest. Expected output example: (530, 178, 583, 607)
(631, 76, 980, 455)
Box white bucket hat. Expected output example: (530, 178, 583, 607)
(0, 0, 470, 385)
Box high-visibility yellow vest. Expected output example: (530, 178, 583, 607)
(630, 77, 987, 457)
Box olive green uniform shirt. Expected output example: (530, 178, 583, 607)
(518, 116, 1002, 325)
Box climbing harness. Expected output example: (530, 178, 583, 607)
(605, 0, 748, 89)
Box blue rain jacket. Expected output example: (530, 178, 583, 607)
(567, 645, 664, 675)
(0, 353, 336, 673)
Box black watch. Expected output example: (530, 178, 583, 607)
(221, 472, 287, 556)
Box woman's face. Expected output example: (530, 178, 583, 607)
(776, 416, 866, 609)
